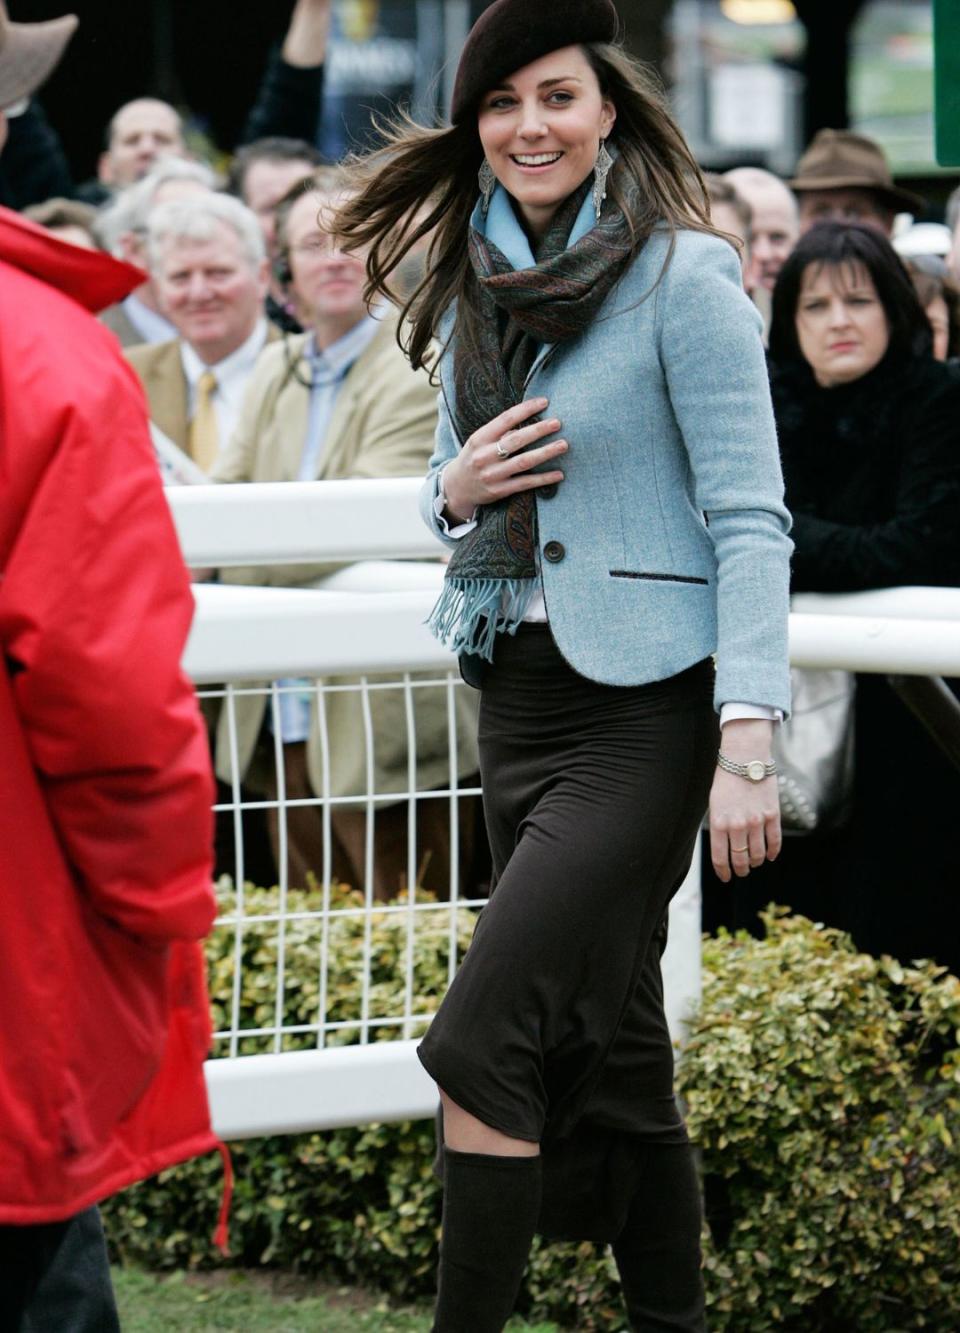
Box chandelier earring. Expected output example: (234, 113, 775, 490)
(592, 139, 613, 220)
(478, 158, 497, 216)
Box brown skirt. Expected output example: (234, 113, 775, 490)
(418, 625, 717, 1239)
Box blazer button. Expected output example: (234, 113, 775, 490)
(543, 540, 566, 563)
(539, 484, 558, 500)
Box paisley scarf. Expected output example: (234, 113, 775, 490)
(427, 170, 640, 661)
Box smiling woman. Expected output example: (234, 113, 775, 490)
(476, 48, 617, 240)
(281, 184, 367, 342)
(333, 2, 794, 1327)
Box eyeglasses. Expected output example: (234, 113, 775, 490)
(2, 98, 29, 119)
(291, 236, 339, 256)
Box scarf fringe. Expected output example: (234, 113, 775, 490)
(427, 577, 538, 661)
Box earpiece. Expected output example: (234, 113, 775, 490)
(273, 251, 293, 291)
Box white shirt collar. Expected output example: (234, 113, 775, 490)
(180, 318, 269, 391)
(122, 293, 177, 344)
(308, 310, 382, 381)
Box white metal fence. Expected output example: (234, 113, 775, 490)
(167, 481, 960, 1140)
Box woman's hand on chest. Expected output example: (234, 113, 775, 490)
(442, 397, 568, 523)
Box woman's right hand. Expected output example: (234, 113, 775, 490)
(442, 397, 568, 523)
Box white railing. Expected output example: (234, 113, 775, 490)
(173, 477, 433, 567)
(789, 588, 960, 675)
(167, 482, 960, 1140)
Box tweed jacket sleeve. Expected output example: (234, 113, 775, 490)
(419, 383, 463, 550)
(657, 233, 793, 713)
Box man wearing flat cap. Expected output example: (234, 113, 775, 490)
(791, 128, 924, 238)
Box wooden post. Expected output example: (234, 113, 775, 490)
(793, 0, 866, 141)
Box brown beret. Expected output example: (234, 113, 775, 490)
(451, 0, 620, 125)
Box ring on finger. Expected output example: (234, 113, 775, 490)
(495, 440, 509, 459)
(731, 844, 750, 854)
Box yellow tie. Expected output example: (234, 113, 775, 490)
(190, 370, 220, 473)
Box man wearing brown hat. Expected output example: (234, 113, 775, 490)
(790, 128, 924, 238)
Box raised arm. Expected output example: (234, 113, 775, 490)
(237, 0, 331, 147)
(282, 0, 333, 69)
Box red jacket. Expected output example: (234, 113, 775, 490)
(0, 208, 219, 1224)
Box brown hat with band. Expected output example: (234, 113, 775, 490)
(789, 129, 924, 215)
(0, 0, 77, 110)
(451, 0, 619, 125)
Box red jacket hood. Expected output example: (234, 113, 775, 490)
(0, 205, 146, 312)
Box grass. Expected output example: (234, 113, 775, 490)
(112, 1268, 562, 1332)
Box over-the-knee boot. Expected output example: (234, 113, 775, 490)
(433, 1147, 542, 1333)
(612, 1143, 706, 1332)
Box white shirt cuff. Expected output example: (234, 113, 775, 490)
(720, 703, 783, 727)
(434, 467, 478, 538)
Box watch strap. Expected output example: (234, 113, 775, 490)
(716, 752, 778, 782)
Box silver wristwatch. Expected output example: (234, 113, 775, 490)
(716, 752, 777, 783)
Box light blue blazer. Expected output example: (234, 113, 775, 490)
(419, 190, 793, 716)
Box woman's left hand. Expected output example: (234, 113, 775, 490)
(709, 719, 782, 883)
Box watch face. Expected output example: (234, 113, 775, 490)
(747, 760, 766, 782)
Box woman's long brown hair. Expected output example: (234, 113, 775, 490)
(336, 43, 723, 374)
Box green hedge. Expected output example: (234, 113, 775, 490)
(679, 909, 960, 1331)
(104, 892, 960, 1330)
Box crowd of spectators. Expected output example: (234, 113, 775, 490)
(4, 1, 960, 962)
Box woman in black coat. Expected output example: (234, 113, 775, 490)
(705, 222, 960, 973)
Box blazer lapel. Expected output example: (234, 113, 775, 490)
(275, 344, 313, 481)
(151, 344, 191, 455)
(316, 323, 390, 479)
(317, 377, 361, 480)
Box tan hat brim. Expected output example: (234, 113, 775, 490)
(0, 14, 78, 110)
(789, 172, 925, 215)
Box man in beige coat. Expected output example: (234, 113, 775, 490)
(212, 168, 479, 898)
(126, 193, 278, 472)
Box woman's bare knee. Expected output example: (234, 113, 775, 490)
(439, 1090, 540, 1157)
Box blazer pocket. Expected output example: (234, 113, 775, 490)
(609, 570, 709, 586)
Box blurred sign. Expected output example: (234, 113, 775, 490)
(319, 0, 488, 159)
(933, 0, 960, 166)
(669, 0, 803, 174)
(851, 2, 940, 176)
(709, 63, 790, 150)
